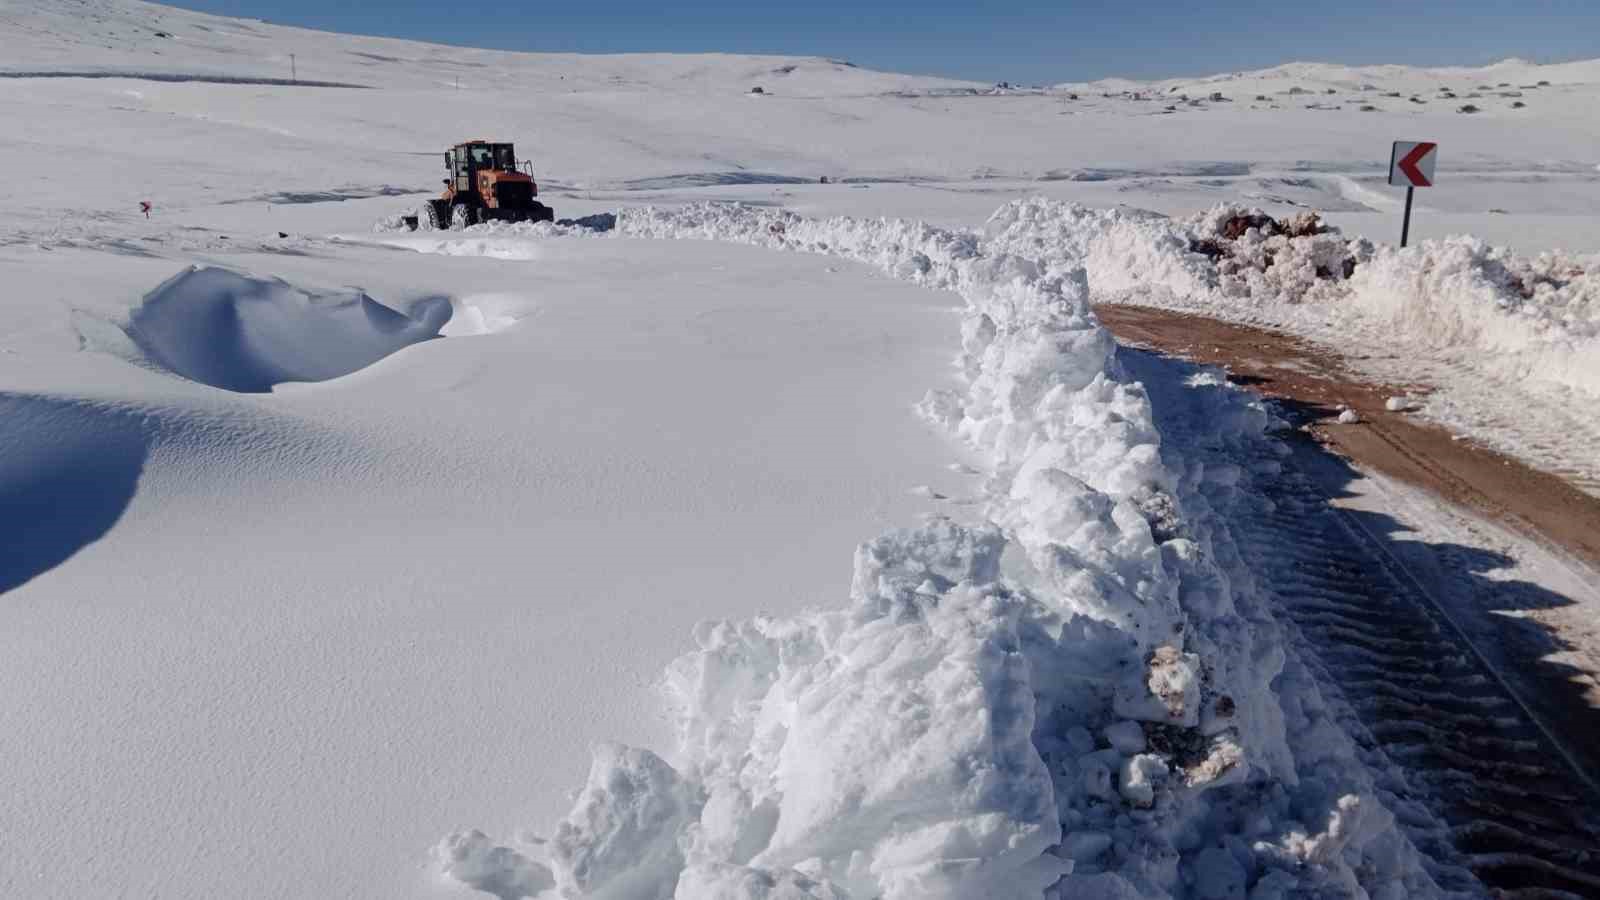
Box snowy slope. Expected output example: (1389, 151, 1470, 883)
(5, 1, 1600, 898)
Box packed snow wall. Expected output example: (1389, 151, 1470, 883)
(437, 203, 1436, 899)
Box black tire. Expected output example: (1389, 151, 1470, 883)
(530, 202, 554, 223)
(421, 200, 448, 231)
(450, 203, 477, 230)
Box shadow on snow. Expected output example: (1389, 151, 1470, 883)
(0, 394, 149, 595)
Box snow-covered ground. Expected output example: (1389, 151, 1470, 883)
(1, 233, 983, 899)
(4, 1, 1600, 898)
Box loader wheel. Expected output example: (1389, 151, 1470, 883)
(451, 203, 477, 230)
(420, 201, 447, 231)
(530, 203, 554, 224)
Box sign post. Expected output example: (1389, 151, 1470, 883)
(1388, 141, 1437, 248)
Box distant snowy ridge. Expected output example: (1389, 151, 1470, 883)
(438, 204, 1435, 899)
(1059, 56, 1600, 96)
(0, 0, 978, 95)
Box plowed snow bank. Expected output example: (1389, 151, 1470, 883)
(984, 198, 1600, 399)
(440, 204, 1432, 899)
(127, 266, 450, 392)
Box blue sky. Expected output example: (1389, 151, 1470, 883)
(165, 0, 1599, 83)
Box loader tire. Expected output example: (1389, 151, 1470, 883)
(420, 201, 448, 231)
(451, 203, 477, 230)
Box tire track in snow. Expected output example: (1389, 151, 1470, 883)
(1232, 441, 1600, 898)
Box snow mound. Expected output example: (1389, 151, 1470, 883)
(1347, 238, 1600, 394)
(982, 200, 1217, 302)
(441, 203, 1430, 899)
(983, 197, 1600, 399)
(126, 266, 451, 392)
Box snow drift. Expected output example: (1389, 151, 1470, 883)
(126, 266, 451, 392)
(439, 204, 1433, 899)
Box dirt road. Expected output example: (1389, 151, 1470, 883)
(1096, 304, 1600, 569)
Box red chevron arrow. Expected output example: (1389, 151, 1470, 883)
(1397, 142, 1435, 186)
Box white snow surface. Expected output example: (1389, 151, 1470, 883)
(4, 1, 1600, 898)
(1, 234, 985, 899)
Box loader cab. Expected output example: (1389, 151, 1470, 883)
(446, 142, 517, 179)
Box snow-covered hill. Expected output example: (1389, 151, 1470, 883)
(5, 0, 1599, 228)
(0, 0, 969, 93)
(4, 2, 1600, 899)
(1061, 56, 1600, 100)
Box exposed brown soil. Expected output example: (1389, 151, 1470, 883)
(1095, 304, 1600, 570)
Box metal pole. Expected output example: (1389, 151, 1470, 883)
(290, 54, 297, 83)
(1400, 185, 1414, 248)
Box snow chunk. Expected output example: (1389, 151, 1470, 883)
(433, 830, 554, 900)
(1103, 720, 1146, 755)
(1118, 753, 1167, 808)
(1336, 409, 1362, 424)
(1259, 794, 1394, 869)
(1116, 645, 1202, 725)
(550, 743, 697, 900)
(674, 862, 848, 899)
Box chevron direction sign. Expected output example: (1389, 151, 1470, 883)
(1388, 140, 1438, 246)
(1389, 141, 1438, 187)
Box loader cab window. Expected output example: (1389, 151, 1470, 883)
(492, 145, 516, 170)
(467, 145, 494, 168)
